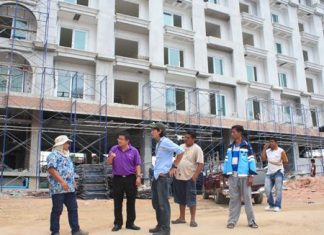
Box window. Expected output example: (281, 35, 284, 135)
(165, 87, 185, 111)
(210, 93, 226, 116)
(64, 0, 89, 6)
(246, 65, 257, 82)
(115, 38, 138, 58)
(208, 57, 224, 75)
(242, 32, 254, 46)
(59, 28, 87, 50)
(298, 23, 304, 32)
(164, 12, 182, 28)
(206, 22, 221, 38)
(0, 17, 27, 40)
(115, 0, 139, 17)
(276, 43, 282, 54)
(306, 78, 314, 93)
(310, 110, 318, 127)
(282, 105, 291, 123)
(271, 14, 279, 23)
(0, 66, 25, 93)
(239, 3, 249, 13)
(248, 100, 261, 120)
(278, 73, 288, 88)
(114, 80, 139, 105)
(207, 0, 219, 4)
(303, 50, 309, 61)
(57, 72, 84, 99)
(164, 47, 184, 67)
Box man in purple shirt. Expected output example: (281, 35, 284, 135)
(107, 132, 142, 232)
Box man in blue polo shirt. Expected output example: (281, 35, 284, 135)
(149, 123, 184, 235)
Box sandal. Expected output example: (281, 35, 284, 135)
(190, 221, 198, 227)
(171, 218, 186, 224)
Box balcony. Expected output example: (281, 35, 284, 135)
(282, 87, 302, 97)
(56, 46, 97, 64)
(300, 31, 319, 46)
(165, 65, 197, 79)
(57, 1, 98, 24)
(164, 25, 195, 42)
(115, 55, 150, 72)
(207, 36, 233, 52)
(244, 45, 268, 60)
(164, 0, 192, 9)
(115, 13, 150, 34)
(277, 54, 297, 68)
(241, 12, 264, 30)
(249, 81, 272, 92)
(314, 2, 324, 16)
(204, 1, 230, 20)
(273, 23, 293, 39)
(297, 2, 315, 18)
(305, 61, 323, 74)
(270, 0, 289, 8)
(311, 93, 324, 102)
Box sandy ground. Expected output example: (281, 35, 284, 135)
(1, 178, 324, 235)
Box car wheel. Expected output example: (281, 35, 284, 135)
(214, 191, 226, 204)
(253, 193, 264, 204)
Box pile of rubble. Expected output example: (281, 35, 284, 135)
(137, 185, 152, 200)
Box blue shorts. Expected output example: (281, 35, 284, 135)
(173, 178, 197, 207)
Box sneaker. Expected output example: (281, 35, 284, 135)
(273, 207, 281, 212)
(265, 205, 274, 211)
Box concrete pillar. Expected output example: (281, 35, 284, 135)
(312, 15, 324, 91)
(259, 0, 279, 85)
(140, 129, 152, 183)
(288, 5, 307, 91)
(95, 61, 114, 103)
(235, 83, 249, 120)
(148, 0, 164, 66)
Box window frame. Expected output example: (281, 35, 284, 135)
(163, 11, 182, 28)
(56, 71, 85, 99)
(59, 26, 88, 50)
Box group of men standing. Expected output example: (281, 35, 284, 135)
(46, 123, 289, 235)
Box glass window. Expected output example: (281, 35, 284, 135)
(278, 73, 287, 88)
(213, 58, 224, 75)
(311, 110, 317, 127)
(303, 50, 309, 61)
(57, 71, 71, 98)
(248, 100, 260, 120)
(282, 105, 291, 123)
(167, 48, 181, 66)
(0, 16, 13, 38)
(276, 43, 282, 54)
(164, 12, 173, 26)
(166, 87, 176, 111)
(209, 0, 219, 4)
(73, 30, 86, 50)
(271, 14, 279, 23)
(72, 74, 84, 98)
(60, 28, 73, 48)
(175, 88, 185, 111)
(246, 65, 257, 82)
(216, 95, 226, 116)
(0, 66, 8, 92)
(306, 78, 314, 93)
(10, 68, 24, 92)
(13, 19, 27, 40)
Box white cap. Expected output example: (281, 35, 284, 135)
(53, 135, 72, 148)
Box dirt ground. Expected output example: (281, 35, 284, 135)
(1, 177, 324, 235)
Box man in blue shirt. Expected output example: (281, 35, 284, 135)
(47, 135, 88, 235)
(149, 123, 184, 235)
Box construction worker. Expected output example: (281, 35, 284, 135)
(149, 123, 184, 235)
(262, 137, 288, 212)
(47, 135, 88, 235)
(107, 131, 142, 232)
(223, 125, 258, 229)
(172, 130, 204, 227)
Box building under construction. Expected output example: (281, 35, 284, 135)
(0, 0, 324, 190)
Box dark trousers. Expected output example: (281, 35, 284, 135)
(50, 192, 80, 235)
(113, 175, 137, 227)
(152, 176, 171, 232)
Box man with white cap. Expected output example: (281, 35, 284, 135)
(47, 135, 88, 235)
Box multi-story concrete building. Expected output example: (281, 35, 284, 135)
(0, 0, 324, 189)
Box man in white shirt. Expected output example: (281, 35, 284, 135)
(171, 131, 204, 228)
(261, 137, 288, 212)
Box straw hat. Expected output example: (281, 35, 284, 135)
(53, 135, 72, 148)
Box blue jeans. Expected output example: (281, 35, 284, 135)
(265, 170, 283, 208)
(152, 176, 171, 232)
(50, 192, 80, 235)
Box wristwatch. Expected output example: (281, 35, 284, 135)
(172, 164, 178, 169)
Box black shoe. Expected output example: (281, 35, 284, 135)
(227, 223, 235, 229)
(152, 231, 170, 235)
(112, 225, 122, 232)
(126, 224, 141, 230)
(149, 225, 161, 233)
(248, 220, 259, 229)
